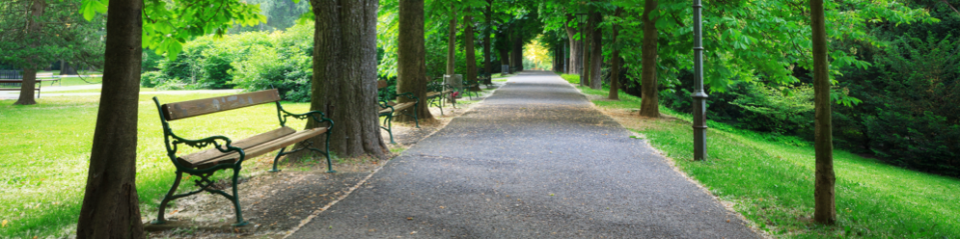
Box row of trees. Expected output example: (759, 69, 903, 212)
(18, 0, 949, 236)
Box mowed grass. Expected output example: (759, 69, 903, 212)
(565, 75, 960, 238)
(0, 93, 311, 238)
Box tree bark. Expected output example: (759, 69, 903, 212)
(14, 0, 46, 106)
(446, 5, 456, 75)
(589, 9, 602, 90)
(397, 0, 435, 122)
(581, 12, 591, 87)
(464, 14, 479, 91)
(511, 29, 523, 72)
(301, 0, 387, 159)
(609, 7, 622, 100)
(564, 15, 582, 75)
(76, 0, 145, 237)
(639, 0, 660, 117)
(499, 44, 511, 74)
(811, 0, 836, 225)
(483, 0, 492, 78)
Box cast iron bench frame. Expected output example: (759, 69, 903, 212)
(377, 80, 420, 144)
(426, 78, 457, 115)
(150, 89, 334, 227)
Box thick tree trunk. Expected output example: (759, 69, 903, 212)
(14, 0, 45, 106)
(483, 0, 492, 78)
(581, 17, 590, 87)
(589, 10, 602, 90)
(811, 0, 836, 225)
(464, 14, 479, 91)
(397, 0, 435, 122)
(639, 0, 660, 117)
(609, 8, 622, 100)
(301, 0, 387, 159)
(564, 15, 582, 75)
(76, 0, 145, 237)
(14, 69, 38, 105)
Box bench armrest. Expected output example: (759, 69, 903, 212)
(168, 134, 247, 171)
(396, 92, 420, 104)
(277, 103, 334, 130)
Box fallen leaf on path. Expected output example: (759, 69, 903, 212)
(406, 217, 413, 220)
(2, 220, 7, 227)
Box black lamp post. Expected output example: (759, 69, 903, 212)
(575, 13, 588, 84)
(693, 0, 708, 160)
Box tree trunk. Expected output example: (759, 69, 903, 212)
(446, 5, 456, 75)
(464, 14, 480, 91)
(609, 7, 622, 100)
(300, 0, 387, 159)
(483, 0, 492, 78)
(589, 9, 602, 90)
(564, 15, 582, 75)
(397, 0, 435, 122)
(61, 61, 79, 75)
(14, 69, 38, 105)
(14, 0, 46, 106)
(811, 0, 836, 225)
(76, 0, 145, 237)
(639, 0, 660, 117)
(499, 45, 511, 74)
(511, 30, 523, 72)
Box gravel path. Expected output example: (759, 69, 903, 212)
(289, 71, 759, 238)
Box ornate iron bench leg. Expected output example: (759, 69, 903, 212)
(152, 171, 183, 225)
(270, 147, 287, 172)
(230, 167, 248, 226)
(324, 130, 335, 173)
(386, 113, 396, 144)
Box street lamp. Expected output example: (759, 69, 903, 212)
(575, 13, 588, 85)
(692, 0, 708, 160)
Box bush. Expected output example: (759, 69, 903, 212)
(140, 71, 167, 88)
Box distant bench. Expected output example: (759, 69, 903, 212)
(0, 79, 61, 98)
(427, 78, 457, 115)
(378, 80, 420, 144)
(150, 89, 334, 226)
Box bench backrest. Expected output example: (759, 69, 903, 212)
(378, 80, 388, 89)
(161, 89, 281, 121)
(0, 70, 21, 79)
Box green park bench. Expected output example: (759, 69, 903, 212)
(150, 89, 334, 226)
(462, 77, 480, 100)
(378, 80, 420, 144)
(427, 78, 457, 115)
(0, 70, 60, 98)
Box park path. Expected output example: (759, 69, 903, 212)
(289, 71, 759, 238)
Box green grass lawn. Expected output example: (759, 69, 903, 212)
(0, 94, 312, 238)
(567, 75, 960, 238)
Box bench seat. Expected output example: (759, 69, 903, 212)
(178, 126, 329, 168)
(378, 102, 416, 115)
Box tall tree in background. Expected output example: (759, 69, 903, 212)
(608, 7, 622, 100)
(301, 0, 387, 158)
(638, 0, 660, 117)
(0, 0, 102, 105)
(464, 12, 479, 91)
(397, 0, 435, 122)
(75, 0, 144, 236)
(810, 0, 836, 224)
(483, 0, 493, 77)
(563, 14, 582, 75)
(588, 4, 602, 90)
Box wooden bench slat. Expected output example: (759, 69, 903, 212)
(378, 102, 416, 114)
(178, 127, 296, 166)
(181, 127, 330, 168)
(162, 89, 281, 121)
(377, 80, 389, 89)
